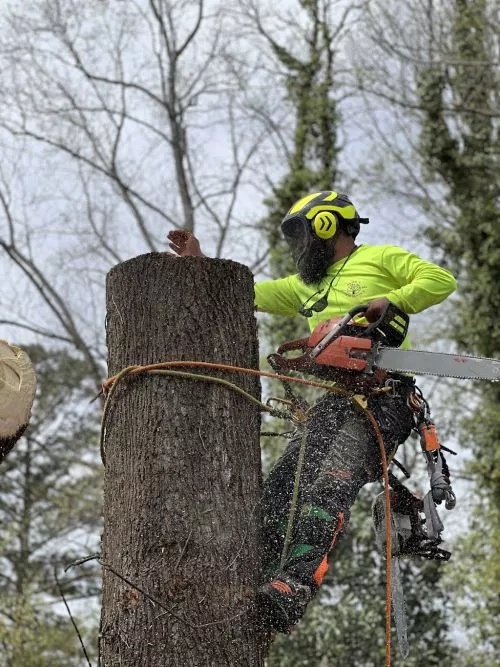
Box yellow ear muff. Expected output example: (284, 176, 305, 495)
(312, 211, 337, 239)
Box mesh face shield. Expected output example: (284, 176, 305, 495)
(281, 215, 312, 262)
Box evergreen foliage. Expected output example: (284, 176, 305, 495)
(0, 346, 102, 665)
(416, 0, 500, 655)
(258, 0, 339, 349)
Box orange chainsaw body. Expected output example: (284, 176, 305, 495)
(308, 317, 372, 371)
(311, 335, 372, 371)
(270, 316, 376, 378)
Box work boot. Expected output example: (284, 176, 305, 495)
(257, 573, 312, 634)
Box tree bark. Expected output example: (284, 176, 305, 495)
(0, 342, 36, 465)
(101, 253, 265, 666)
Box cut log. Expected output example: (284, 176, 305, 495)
(0, 341, 36, 464)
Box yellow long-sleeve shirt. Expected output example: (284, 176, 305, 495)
(254, 244, 457, 348)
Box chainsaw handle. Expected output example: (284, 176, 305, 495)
(348, 304, 370, 317)
(360, 302, 388, 337)
(360, 301, 409, 346)
(345, 302, 392, 336)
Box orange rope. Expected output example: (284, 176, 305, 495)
(102, 360, 358, 397)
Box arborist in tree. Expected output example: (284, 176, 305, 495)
(167, 190, 457, 634)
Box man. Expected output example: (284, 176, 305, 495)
(167, 190, 457, 633)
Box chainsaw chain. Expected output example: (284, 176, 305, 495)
(382, 348, 499, 381)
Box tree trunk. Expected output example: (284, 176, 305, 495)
(101, 253, 265, 666)
(0, 342, 36, 465)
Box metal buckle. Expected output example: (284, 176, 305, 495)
(384, 377, 402, 396)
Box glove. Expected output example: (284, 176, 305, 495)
(364, 297, 391, 323)
(167, 230, 205, 257)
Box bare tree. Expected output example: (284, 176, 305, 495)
(0, 0, 276, 365)
(350, 0, 499, 227)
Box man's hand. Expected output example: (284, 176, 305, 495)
(167, 230, 205, 257)
(364, 297, 391, 323)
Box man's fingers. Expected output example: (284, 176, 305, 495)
(364, 298, 390, 322)
(167, 230, 191, 253)
(168, 230, 190, 242)
(167, 231, 187, 255)
(166, 229, 204, 257)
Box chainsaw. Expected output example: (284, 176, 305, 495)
(267, 301, 500, 382)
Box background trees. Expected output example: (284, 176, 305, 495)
(0, 0, 498, 663)
(252, 2, 454, 664)
(0, 0, 274, 366)
(417, 7, 499, 657)
(0, 346, 101, 665)
(357, 1, 499, 662)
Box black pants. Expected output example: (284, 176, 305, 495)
(261, 388, 414, 588)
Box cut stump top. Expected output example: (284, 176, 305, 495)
(0, 341, 36, 439)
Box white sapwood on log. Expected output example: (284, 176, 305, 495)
(0, 341, 36, 463)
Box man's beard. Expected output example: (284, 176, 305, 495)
(296, 239, 333, 284)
